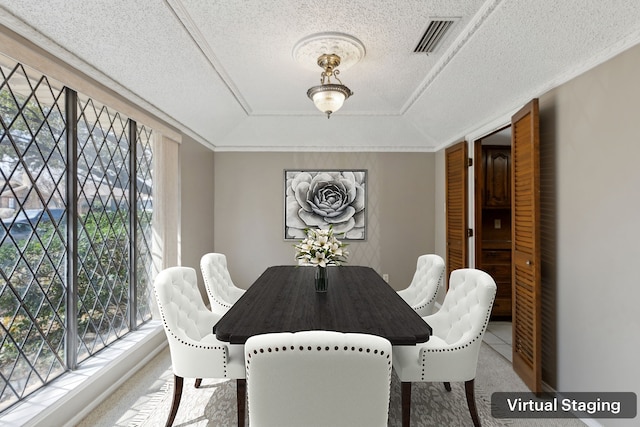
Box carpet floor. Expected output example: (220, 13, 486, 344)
(78, 343, 586, 427)
(137, 366, 505, 427)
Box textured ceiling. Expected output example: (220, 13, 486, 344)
(1, 0, 640, 151)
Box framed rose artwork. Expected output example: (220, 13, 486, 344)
(284, 170, 367, 240)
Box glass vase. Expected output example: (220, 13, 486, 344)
(315, 267, 328, 292)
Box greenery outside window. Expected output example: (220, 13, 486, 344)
(0, 53, 154, 412)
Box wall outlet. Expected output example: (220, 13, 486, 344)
(494, 219, 501, 229)
(382, 274, 389, 282)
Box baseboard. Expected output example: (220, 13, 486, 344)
(541, 382, 605, 427)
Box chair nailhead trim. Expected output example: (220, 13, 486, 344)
(420, 295, 495, 381)
(413, 269, 444, 311)
(202, 276, 232, 309)
(154, 288, 229, 375)
(245, 339, 393, 418)
(246, 343, 392, 381)
(247, 345, 390, 359)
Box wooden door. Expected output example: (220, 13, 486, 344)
(445, 141, 468, 282)
(511, 99, 542, 393)
(484, 147, 511, 208)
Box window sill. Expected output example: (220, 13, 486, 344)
(0, 321, 167, 427)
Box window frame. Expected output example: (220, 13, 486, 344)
(0, 24, 180, 417)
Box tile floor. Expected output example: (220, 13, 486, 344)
(484, 320, 512, 362)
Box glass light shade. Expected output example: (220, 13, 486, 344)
(307, 84, 353, 118)
(312, 90, 345, 114)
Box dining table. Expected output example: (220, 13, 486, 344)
(213, 265, 432, 427)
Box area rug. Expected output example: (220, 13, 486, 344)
(134, 344, 511, 427)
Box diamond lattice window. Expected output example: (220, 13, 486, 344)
(75, 95, 132, 362)
(0, 58, 68, 410)
(0, 53, 155, 411)
(135, 124, 153, 325)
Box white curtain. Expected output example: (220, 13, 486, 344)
(149, 133, 180, 317)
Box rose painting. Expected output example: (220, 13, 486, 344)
(284, 170, 366, 240)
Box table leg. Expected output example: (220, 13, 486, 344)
(402, 381, 411, 427)
(237, 378, 246, 427)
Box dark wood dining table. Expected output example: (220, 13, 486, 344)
(214, 265, 432, 345)
(214, 265, 431, 427)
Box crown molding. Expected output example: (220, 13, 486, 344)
(210, 145, 436, 153)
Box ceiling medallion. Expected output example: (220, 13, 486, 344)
(293, 33, 366, 118)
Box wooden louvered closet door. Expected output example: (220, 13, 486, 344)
(445, 141, 468, 283)
(511, 99, 542, 393)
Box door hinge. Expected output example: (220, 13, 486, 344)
(467, 228, 473, 237)
(467, 158, 473, 167)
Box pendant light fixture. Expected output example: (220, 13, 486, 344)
(307, 53, 353, 118)
(293, 32, 365, 119)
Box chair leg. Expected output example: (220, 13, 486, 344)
(237, 378, 246, 427)
(465, 379, 481, 427)
(166, 375, 184, 427)
(194, 378, 202, 388)
(401, 382, 411, 427)
(444, 381, 451, 391)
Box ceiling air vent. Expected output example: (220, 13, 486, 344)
(414, 19, 457, 54)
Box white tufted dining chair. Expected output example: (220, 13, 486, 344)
(397, 254, 446, 316)
(154, 266, 246, 427)
(245, 331, 392, 427)
(392, 268, 496, 427)
(200, 252, 245, 316)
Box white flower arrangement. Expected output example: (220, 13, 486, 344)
(294, 226, 349, 267)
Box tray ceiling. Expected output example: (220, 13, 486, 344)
(1, 0, 639, 151)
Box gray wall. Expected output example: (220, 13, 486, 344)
(433, 43, 640, 423)
(180, 134, 216, 290)
(212, 151, 435, 290)
(537, 42, 640, 410)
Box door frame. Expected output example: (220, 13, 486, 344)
(473, 125, 512, 270)
(470, 123, 513, 320)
